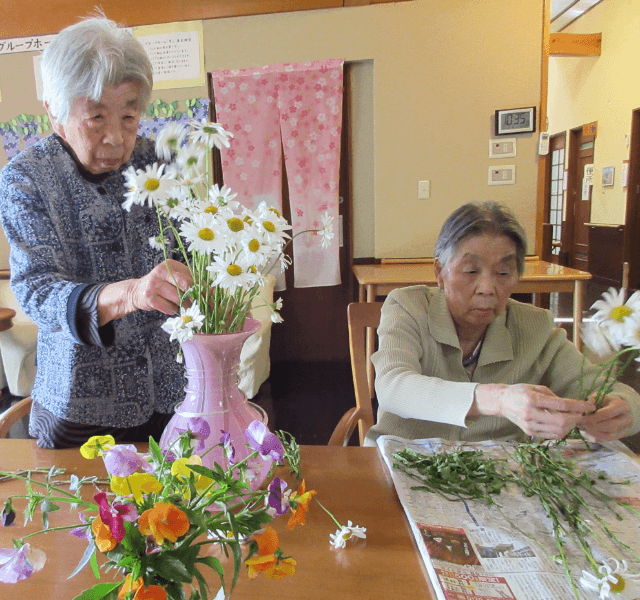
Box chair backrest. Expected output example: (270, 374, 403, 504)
(0, 396, 32, 438)
(345, 302, 382, 445)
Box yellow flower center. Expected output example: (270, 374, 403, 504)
(181, 315, 193, 325)
(263, 221, 276, 233)
(269, 207, 281, 218)
(227, 218, 244, 232)
(145, 178, 160, 191)
(205, 206, 218, 214)
(610, 575, 625, 593)
(198, 228, 214, 241)
(249, 239, 260, 252)
(611, 305, 632, 322)
(227, 264, 242, 276)
(249, 266, 257, 274)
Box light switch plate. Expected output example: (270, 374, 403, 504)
(418, 180, 430, 199)
(488, 165, 516, 185)
(489, 138, 516, 158)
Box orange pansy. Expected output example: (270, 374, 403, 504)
(245, 526, 296, 580)
(138, 502, 190, 546)
(287, 479, 317, 530)
(118, 575, 167, 600)
(92, 515, 118, 552)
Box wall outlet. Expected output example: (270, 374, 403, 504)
(418, 180, 430, 199)
(488, 165, 516, 186)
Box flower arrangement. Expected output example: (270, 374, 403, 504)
(0, 425, 365, 599)
(122, 118, 334, 353)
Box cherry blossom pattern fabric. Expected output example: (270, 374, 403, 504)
(211, 60, 343, 289)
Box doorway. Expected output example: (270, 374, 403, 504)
(566, 127, 595, 272)
(624, 107, 640, 291)
(542, 132, 566, 264)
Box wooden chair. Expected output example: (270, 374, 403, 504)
(0, 396, 32, 438)
(329, 302, 382, 446)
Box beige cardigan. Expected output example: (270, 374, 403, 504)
(365, 286, 640, 446)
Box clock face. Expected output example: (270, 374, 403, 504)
(495, 107, 536, 135)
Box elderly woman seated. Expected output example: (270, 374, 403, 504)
(365, 201, 640, 446)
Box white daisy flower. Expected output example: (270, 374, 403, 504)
(161, 304, 205, 343)
(591, 288, 640, 326)
(581, 320, 620, 360)
(579, 558, 640, 599)
(236, 236, 274, 269)
(155, 122, 188, 161)
(208, 184, 239, 210)
(179, 213, 227, 255)
(254, 202, 291, 246)
(175, 144, 207, 176)
(206, 255, 253, 292)
(618, 313, 640, 351)
(148, 235, 169, 251)
(128, 163, 172, 208)
(121, 166, 141, 211)
(188, 119, 234, 150)
(318, 211, 335, 249)
(329, 521, 367, 549)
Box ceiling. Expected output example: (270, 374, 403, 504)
(550, 0, 605, 32)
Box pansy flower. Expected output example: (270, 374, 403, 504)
(118, 574, 167, 600)
(220, 430, 235, 465)
(103, 444, 153, 478)
(287, 479, 317, 529)
(80, 435, 115, 459)
(245, 421, 284, 462)
(0, 543, 46, 583)
(94, 492, 138, 542)
(245, 526, 296, 580)
(267, 477, 289, 516)
(91, 516, 118, 553)
(174, 417, 211, 453)
(110, 472, 163, 504)
(138, 502, 190, 546)
(1, 498, 15, 527)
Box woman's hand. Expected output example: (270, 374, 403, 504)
(471, 383, 595, 440)
(578, 395, 633, 442)
(98, 259, 193, 326)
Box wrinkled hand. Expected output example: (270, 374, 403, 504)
(578, 395, 632, 442)
(472, 383, 595, 440)
(129, 259, 192, 315)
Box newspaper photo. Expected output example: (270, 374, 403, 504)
(377, 436, 640, 600)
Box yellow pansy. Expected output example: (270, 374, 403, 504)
(111, 472, 163, 503)
(171, 455, 214, 496)
(80, 435, 116, 459)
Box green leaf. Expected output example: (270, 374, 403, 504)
(187, 109, 193, 118)
(161, 107, 167, 115)
(72, 582, 122, 600)
(175, 111, 182, 120)
(36, 115, 42, 123)
(22, 127, 28, 135)
(44, 123, 50, 131)
(37, 125, 43, 134)
(154, 109, 159, 117)
(90, 549, 101, 579)
(148, 436, 163, 465)
(11, 119, 17, 127)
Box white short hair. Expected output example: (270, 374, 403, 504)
(41, 17, 153, 124)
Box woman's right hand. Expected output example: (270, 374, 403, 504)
(98, 259, 193, 326)
(470, 383, 595, 440)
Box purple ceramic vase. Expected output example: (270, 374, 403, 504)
(159, 318, 272, 489)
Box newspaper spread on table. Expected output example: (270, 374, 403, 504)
(377, 436, 640, 600)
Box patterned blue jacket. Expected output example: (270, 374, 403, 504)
(0, 134, 183, 426)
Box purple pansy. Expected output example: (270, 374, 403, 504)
(70, 512, 92, 541)
(94, 492, 139, 542)
(268, 477, 289, 515)
(0, 543, 46, 583)
(220, 430, 236, 464)
(176, 418, 211, 452)
(1, 499, 15, 527)
(245, 421, 284, 462)
(103, 444, 153, 478)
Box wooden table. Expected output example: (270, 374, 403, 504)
(353, 260, 592, 351)
(0, 440, 434, 600)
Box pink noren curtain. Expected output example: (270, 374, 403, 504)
(211, 59, 343, 289)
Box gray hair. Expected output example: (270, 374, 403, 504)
(41, 17, 153, 124)
(434, 201, 527, 275)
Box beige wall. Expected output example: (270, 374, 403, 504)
(201, 0, 544, 258)
(548, 0, 640, 225)
(0, 0, 544, 322)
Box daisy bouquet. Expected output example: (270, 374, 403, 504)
(122, 119, 334, 348)
(0, 427, 365, 599)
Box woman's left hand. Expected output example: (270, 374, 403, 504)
(578, 395, 633, 442)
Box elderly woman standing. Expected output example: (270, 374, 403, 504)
(0, 18, 191, 448)
(366, 201, 640, 446)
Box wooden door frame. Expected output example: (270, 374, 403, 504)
(623, 107, 640, 290)
(542, 132, 567, 263)
(565, 127, 581, 261)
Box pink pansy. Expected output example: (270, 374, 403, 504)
(94, 492, 139, 542)
(103, 444, 153, 478)
(245, 421, 284, 462)
(0, 543, 46, 583)
(175, 418, 211, 453)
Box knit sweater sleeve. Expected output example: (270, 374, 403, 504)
(371, 287, 477, 427)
